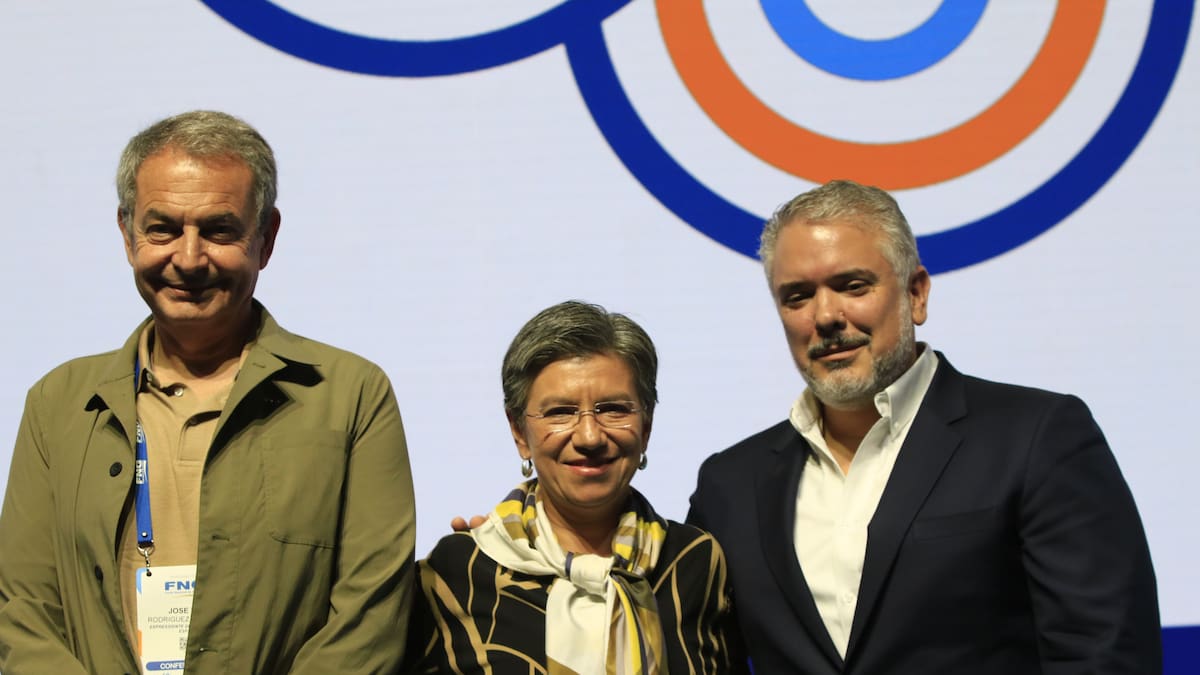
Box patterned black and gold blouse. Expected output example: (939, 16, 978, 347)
(404, 521, 747, 674)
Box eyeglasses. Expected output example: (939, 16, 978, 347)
(524, 401, 642, 431)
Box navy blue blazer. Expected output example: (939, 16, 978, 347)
(688, 354, 1160, 674)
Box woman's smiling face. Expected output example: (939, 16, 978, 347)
(510, 353, 650, 532)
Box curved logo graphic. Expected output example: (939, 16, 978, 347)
(198, 0, 1191, 273)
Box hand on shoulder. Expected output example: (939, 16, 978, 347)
(449, 515, 487, 532)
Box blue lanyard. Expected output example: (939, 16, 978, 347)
(134, 357, 155, 571)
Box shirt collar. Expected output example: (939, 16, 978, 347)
(876, 344, 937, 436)
(135, 319, 258, 393)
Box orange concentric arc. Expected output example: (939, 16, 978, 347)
(656, 1, 1104, 189)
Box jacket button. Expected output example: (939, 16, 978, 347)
(94, 565, 104, 581)
(109, 462, 123, 477)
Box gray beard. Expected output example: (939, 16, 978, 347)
(801, 320, 916, 408)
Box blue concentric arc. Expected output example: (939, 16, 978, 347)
(197, 0, 632, 76)
(760, 0, 988, 80)
(567, 25, 762, 258)
(918, 0, 1192, 273)
(568, 0, 1192, 273)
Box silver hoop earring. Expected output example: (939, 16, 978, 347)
(638, 453, 648, 471)
(521, 458, 533, 477)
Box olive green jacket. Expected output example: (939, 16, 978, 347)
(0, 305, 416, 673)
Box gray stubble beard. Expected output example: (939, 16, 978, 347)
(800, 303, 917, 409)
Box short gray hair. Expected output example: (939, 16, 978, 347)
(759, 179, 920, 284)
(502, 301, 658, 427)
(116, 110, 277, 230)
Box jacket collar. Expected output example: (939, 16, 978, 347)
(226, 301, 321, 404)
(86, 317, 149, 445)
(86, 301, 315, 445)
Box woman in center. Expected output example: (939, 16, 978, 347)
(405, 301, 744, 674)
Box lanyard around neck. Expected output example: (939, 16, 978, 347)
(134, 356, 155, 572)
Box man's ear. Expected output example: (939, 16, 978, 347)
(258, 208, 281, 270)
(908, 265, 931, 326)
(118, 208, 134, 266)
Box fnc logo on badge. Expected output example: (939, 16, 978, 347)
(199, 0, 1191, 273)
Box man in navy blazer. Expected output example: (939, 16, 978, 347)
(687, 180, 1160, 673)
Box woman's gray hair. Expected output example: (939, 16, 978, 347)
(502, 301, 658, 426)
(116, 110, 277, 230)
(759, 179, 921, 284)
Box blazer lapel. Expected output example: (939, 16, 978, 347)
(846, 355, 968, 658)
(757, 426, 846, 669)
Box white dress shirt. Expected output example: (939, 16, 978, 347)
(788, 346, 938, 657)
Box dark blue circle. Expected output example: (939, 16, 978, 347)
(197, 0, 632, 76)
(760, 0, 987, 81)
(566, 0, 1192, 273)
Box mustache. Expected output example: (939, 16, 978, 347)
(808, 334, 870, 360)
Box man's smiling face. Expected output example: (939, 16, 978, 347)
(120, 147, 277, 339)
(769, 218, 929, 409)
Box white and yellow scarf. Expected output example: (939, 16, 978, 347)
(472, 480, 669, 675)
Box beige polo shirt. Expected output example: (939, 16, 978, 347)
(117, 327, 241, 656)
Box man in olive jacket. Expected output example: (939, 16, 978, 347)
(0, 111, 416, 673)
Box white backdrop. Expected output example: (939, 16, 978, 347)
(1, 0, 1196, 634)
